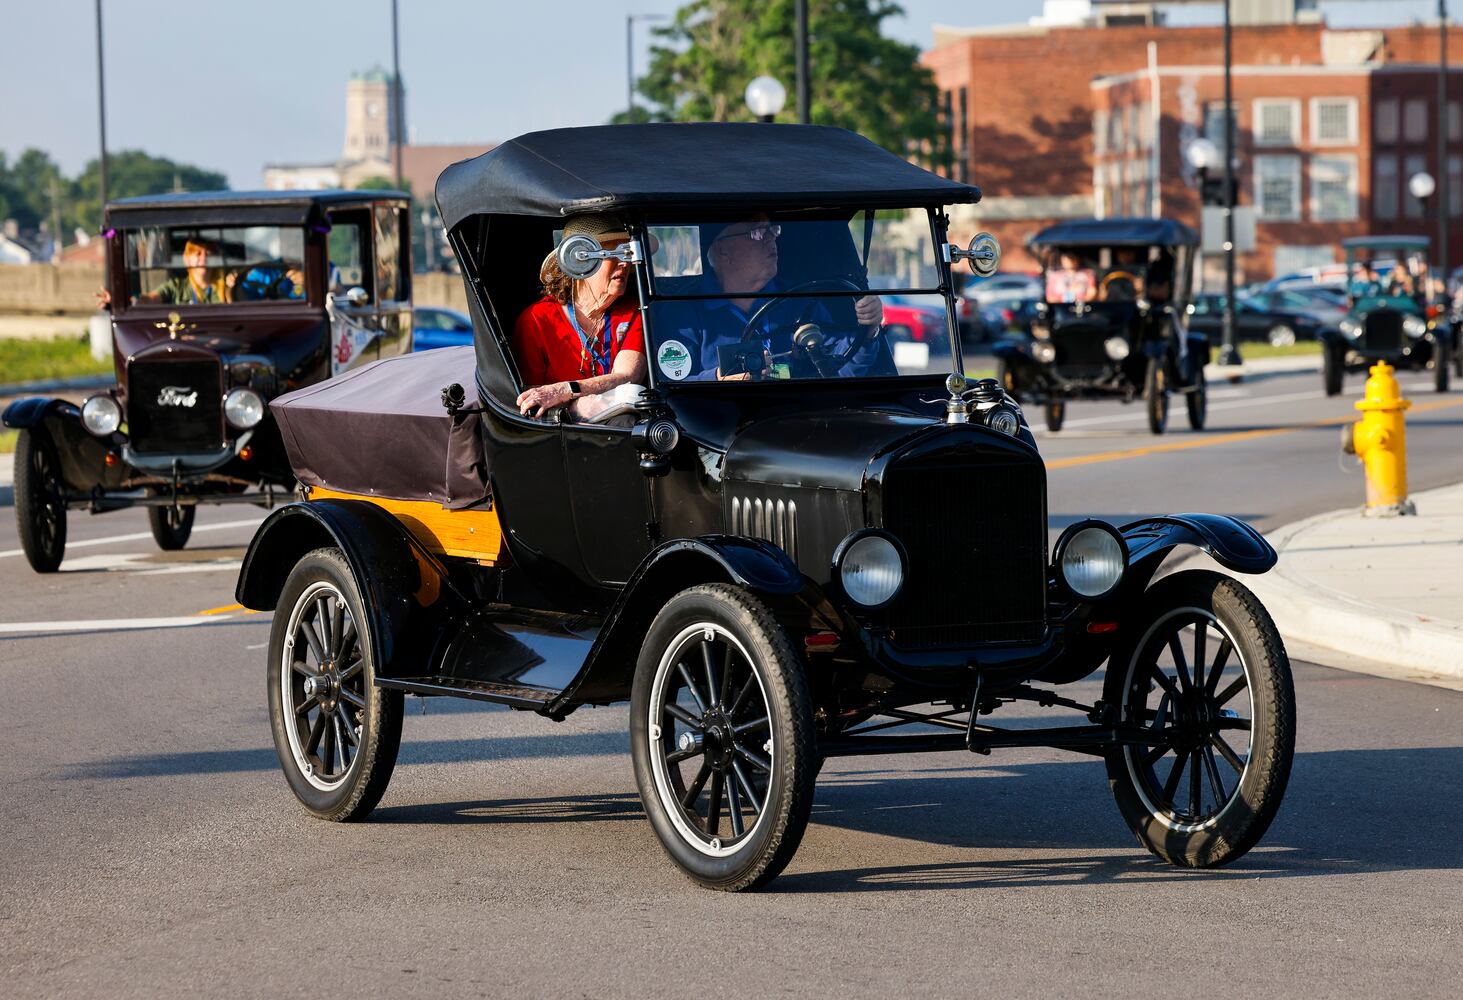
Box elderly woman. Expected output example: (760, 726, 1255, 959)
(512, 214, 647, 418)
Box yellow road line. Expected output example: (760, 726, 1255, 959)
(1046, 395, 1463, 471)
(196, 603, 243, 616)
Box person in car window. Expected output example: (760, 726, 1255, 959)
(141, 238, 234, 305)
(512, 213, 647, 418)
(666, 214, 887, 381)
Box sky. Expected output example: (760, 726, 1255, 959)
(0, 0, 1451, 189)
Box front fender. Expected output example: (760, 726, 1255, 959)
(990, 337, 1030, 361)
(235, 499, 459, 678)
(1120, 513, 1276, 593)
(546, 535, 810, 715)
(2, 396, 75, 430)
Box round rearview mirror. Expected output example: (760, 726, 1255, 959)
(557, 234, 604, 280)
(342, 286, 369, 307)
(967, 232, 1001, 278)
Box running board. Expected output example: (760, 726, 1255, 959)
(376, 675, 556, 710)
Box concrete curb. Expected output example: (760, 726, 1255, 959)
(1239, 503, 1463, 684)
(1203, 354, 1320, 381)
(0, 374, 113, 397)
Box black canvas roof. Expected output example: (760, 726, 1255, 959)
(1030, 217, 1198, 249)
(105, 189, 408, 228)
(434, 123, 980, 229)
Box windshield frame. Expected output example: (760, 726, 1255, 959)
(115, 223, 316, 315)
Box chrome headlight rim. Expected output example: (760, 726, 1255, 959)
(831, 529, 907, 611)
(1053, 519, 1129, 602)
(1031, 340, 1057, 364)
(1402, 313, 1428, 338)
(223, 386, 266, 430)
(80, 393, 122, 437)
(982, 402, 1023, 437)
(1104, 336, 1131, 361)
(1338, 317, 1362, 339)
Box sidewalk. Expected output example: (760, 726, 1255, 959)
(1235, 482, 1463, 690)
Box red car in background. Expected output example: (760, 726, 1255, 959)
(881, 293, 948, 343)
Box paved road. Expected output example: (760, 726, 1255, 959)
(3, 368, 1462, 998)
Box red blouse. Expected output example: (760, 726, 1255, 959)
(510, 295, 645, 387)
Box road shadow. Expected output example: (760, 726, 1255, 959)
(374, 792, 643, 826)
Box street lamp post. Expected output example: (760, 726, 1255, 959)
(745, 76, 787, 123)
(391, 0, 403, 191)
(1412, 169, 1438, 232)
(94, 0, 108, 211)
(627, 14, 669, 121)
(796, 0, 810, 124)
(1217, 0, 1241, 368)
(1438, 0, 1450, 301)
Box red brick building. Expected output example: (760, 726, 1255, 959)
(923, 19, 1463, 281)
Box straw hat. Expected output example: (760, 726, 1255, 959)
(540, 213, 631, 284)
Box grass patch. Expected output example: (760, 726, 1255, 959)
(0, 335, 111, 385)
(1212, 340, 1322, 360)
(0, 429, 16, 454)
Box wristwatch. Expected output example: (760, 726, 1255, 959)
(567, 381, 581, 397)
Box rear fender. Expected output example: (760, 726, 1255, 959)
(235, 499, 459, 678)
(1120, 514, 1276, 594)
(546, 535, 814, 715)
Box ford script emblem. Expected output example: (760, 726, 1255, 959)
(157, 386, 198, 408)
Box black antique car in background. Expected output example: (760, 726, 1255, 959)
(2, 190, 412, 572)
(235, 125, 1294, 891)
(994, 218, 1208, 434)
(1320, 235, 1454, 396)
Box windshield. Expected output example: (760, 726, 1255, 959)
(1039, 245, 1177, 306)
(641, 211, 952, 383)
(1346, 248, 1431, 305)
(124, 225, 307, 307)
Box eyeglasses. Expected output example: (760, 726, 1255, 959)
(716, 223, 781, 244)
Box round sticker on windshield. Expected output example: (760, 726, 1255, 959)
(657, 339, 693, 381)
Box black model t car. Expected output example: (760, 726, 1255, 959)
(1320, 235, 1453, 396)
(2, 190, 413, 572)
(994, 218, 1208, 434)
(235, 125, 1294, 891)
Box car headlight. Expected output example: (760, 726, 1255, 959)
(1403, 314, 1427, 338)
(834, 531, 906, 609)
(1054, 521, 1127, 600)
(1104, 336, 1130, 360)
(1032, 340, 1057, 363)
(982, 403, 1022, 436)
(224, 387, 266, 429)
(81, 393, 122, 436)
(1339, 317, 1361, 339)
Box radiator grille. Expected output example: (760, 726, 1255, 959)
(127, 358, 224, 454)
(1051, 323, 1113, 376)
(730, 495, 798, 562)
(881, 458, 1047, 648)
(1361, 309, 1404, 353)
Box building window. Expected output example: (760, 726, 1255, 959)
(1255, 155, 1301, 221)
(1374, 155, 1399, 220)
(1375, 98, 1400, 144)
(1310, 155, 1358, 221)
(1094, 109, 1109, 156)
(1204, 101, 1238, 146)
(1404, 99, 1429, 143)
(1254, 99, 1300, 146)
(1310, 98, 1358, 145)
(1404, 153, 1428, 218)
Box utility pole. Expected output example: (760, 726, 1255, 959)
(1218, 0, 1242, 367)
(626, 14, 668, 121)
(796, 0, 810, 124)
(94, 0, 109, 211)
(391, 0, 404, 191)
(1439, 0, 1450, 300)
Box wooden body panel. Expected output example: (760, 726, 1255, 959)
(308, 486, 503, 563)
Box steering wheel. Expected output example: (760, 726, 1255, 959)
(736, 277, 877, 374)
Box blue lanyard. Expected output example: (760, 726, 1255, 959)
(563, 305, 613, 375)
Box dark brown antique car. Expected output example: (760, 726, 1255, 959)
(3, 190, 412, 572)
(235, 125, 1295, 891)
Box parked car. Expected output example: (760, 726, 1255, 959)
(1186, 291, 1341, 347)
(1320, 235, 1454, 396)
(962, 271, 1042, 305)
(880, 293, 948, 344)
(994, 217, 1208, 434)
(2, 189, 413, 573)
(412, 306, 473, 351)
(236, 123, 1294, 892)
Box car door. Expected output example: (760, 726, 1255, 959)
(562, 422, 655, 588)
(371, 202, 413, 359)
(325, 208, 380, 376)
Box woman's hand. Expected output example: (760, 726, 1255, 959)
(94, 286, 112, 310)
(517, 381, 574, 417)
(855, 294, 884, 328)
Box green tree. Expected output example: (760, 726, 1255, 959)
(71, 150, 228, 230)
(630, 0, 946, 160)
(353, 175, 403, 192)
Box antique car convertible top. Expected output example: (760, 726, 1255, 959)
(995, 217, 1208, 434)
(2, 189, 413, 572)
(236, 124, 1294, 891)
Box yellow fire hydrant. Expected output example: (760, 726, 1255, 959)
(1342, 361, 1416, 516)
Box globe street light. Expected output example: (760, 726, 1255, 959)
(745, 76, 787, 123)
(1410, 170, 1437, 205)
(1185, 137, 1221, 174)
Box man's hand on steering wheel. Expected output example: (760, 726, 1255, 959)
(855, 294, 883, 328)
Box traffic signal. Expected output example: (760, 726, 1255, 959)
(1200, 173, 1238, 207)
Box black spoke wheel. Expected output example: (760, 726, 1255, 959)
(267, 547, 402, 821)
(1144, 356, 1169, 435)
(1044, 400, 1065, 432)
(146, 490, 195, 550)
(1103, 570, 1295, 868)
(631, 584, 816, 891)
(13, 426, 67, 573)
(996, 358, 1021, 403)
(1186, 364, 1208, 430)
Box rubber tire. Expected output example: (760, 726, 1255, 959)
(1103, 570, 1295, 868)
(1322, 343, 1343, 397)
(147, 494, 196, 551)
(996, 357, 1021, 403)
(1453, 329, 1463, 377)
(267, 547, 403, 822)
(885, 324, 913, 344)
(1267, 324, 1296, 348)
(1044, 400, 1065, 432)
(1434, 334, 1450, 392)
(630, 583, 817, 892)
(1186, 365, 1207, 431)
(1144, 357, 1169, 435)
(13, 426, 67, 573)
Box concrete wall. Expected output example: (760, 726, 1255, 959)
(0, 264, 469, 316)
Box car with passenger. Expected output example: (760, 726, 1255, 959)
(234, 124, 1295, 891)
(2, 190, 413, 572)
